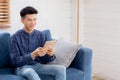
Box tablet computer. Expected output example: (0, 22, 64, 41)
(44, 40, 57, 48)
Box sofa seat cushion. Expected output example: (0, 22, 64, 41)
(0, 68, 15, 74)
(0, 75, 27, 80)
(39, 75, 55, 80)
(67, 68, 84, 80)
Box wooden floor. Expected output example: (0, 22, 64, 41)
(92, 76, 106, 80)
(92, 73, 109, 80)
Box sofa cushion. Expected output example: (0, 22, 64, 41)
(49, 38, 82, 67)
(0, 75, 27, 80)
(41, 30, 52, 41)
(0, 33, 11, 68)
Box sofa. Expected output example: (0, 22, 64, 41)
(0, 30, 92, 80)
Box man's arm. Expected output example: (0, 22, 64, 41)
(10, 37, 34, 67)
(35, 54, 56, 64)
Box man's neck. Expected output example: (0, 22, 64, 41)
(24, 28, 33, 33)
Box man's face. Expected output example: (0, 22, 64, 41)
(21, 14, 37, 33)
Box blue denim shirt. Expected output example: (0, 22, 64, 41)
(10, 29, 55, 67)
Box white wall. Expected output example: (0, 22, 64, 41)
(0, 0, 77, 41)
(83, 0, 120, 79)
(79, 0, 84, 44)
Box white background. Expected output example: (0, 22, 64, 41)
(82, 0, 120, 79)
(0, 0, 78, 42)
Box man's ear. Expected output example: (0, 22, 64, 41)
(21, 18, 24, 23)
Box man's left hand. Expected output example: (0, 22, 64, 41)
(46, 47, 55, 57)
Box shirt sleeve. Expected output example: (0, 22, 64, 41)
(35, 54, 56, 64)
(10, 37, 34, 67)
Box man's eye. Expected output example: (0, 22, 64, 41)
(34, 19, 36, 21)
(28, 19, 31, 21)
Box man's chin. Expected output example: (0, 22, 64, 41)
(28, 28, 34, 33)
(30, 29, 34, 32)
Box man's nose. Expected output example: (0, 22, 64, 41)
(31, 21, 35, 25)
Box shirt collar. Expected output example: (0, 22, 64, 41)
(22, 29, 35, 36)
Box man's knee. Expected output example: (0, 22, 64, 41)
(52, 65, 66, 80)
(53, 65, 66, 75)
(20, 68, 36, 75)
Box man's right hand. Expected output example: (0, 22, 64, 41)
(31, 47, 47, 59)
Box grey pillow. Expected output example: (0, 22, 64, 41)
(49, 38, 82, 68)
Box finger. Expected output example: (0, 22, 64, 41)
(48, 46, 53, 49)
(38, 52, 46, 56)
(47, 48, 53, 51)
(38, 47, 43, 50)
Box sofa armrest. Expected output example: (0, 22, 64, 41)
(69, 47, 92, 80)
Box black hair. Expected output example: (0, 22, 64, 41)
(20, 6, 38, 18)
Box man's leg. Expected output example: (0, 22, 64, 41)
(16, 65, 41, 80)
(33, 63, 66, 80)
